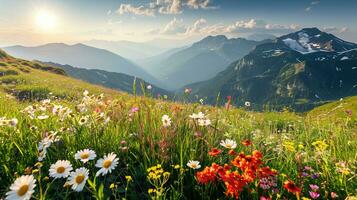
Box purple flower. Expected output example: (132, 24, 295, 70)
(311, 173, 320, 179)
(309, 184, 319, 191)
(302, 172, 309, 177)
(309, 191, 320, 199)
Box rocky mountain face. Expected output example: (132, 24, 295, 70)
(187, 28, 357, 111)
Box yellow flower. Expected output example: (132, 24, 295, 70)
(125, 175, 133, 182)
(172, 164, 180, 169)
(148, 188, 156, 194)
(109, 183, 115, 189)
(283, 141, 296, 152)
(312, 140, 328, 151)
(302, 197, 311, 200)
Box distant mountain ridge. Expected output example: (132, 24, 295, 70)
(84, 40, 165, 60)
(44, 62, 169, 96)
(143, 35, 270, 89)
(187, 28, 357, 111)
(3, 43, 161, 86)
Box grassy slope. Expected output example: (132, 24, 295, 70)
(0, 53, 356, 199)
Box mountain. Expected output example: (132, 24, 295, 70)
(143, 35, 269, 90)
(84, 40, 165, 60)
(247, 33, 276, 41)
(44, 62, 169, 96)
(187, 28, 357, 111)
(3, 43, 160, 85)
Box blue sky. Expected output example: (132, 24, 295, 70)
(0, 0, 355, 46)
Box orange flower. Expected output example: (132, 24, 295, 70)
(283, 180, 301, 194)
(196, 166, 217, 184)
(208, 148, 222, 157)
(241, 139, 252, 146)
(228, 149, 236, 156)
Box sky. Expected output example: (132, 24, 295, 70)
(0, 0, 356, 47)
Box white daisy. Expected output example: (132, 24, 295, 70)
(244, 101, 251, 107)
(161, 115, 171, 127)
(6, 175, 36, 200)
(220, 139, 237, 149)
(78, 116, 89, 125)
(75, 149, 97, 163)
(198, 119, 211, 126)
(147, 85, 152, 90)
(95, 153, 119, 177)
(49, 160, 73, 179)
(187, 160, 201, 169)
(68, 167, 89, 192)
(37, 115, 49, 120)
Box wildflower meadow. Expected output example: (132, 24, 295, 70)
(0, 87, 356, 199)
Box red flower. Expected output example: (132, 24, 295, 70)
(283, 180, 301, 194)
(208, 148, 222, 157)
(227, 96, 232, 101)
(196, 166, 217, 184)
(228, 149, 236, 155)
(241, 139, 252, 146)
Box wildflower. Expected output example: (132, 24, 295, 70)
(75, 149, 97, 163)
(49, 160, 73, 179)
(198, 118, 211, 126)
(208, 148, 222, 157)
(95, 153, 119, 177)
(309, 184, 319, 191)
(161, 115, 171, 127)
(220, 139, 237, 149)
(83, 90, 89, 96)
(184, 88, 192, 94)
(196, 166, 217, 184)
(241, 139, 252, 146)
(189, 112, 205, 119)
(283, 180, 301, 194)
(309, 191, 320, 199)
(331, 192, 338, 199)
(282, 141, 296, 152)
(78, 116, 89, 125)
(125, 176, 133, 182)
(312, 140, 328, 151)
(187, 160, 201, 169)
(9, 118, 18, 127)
(228, 149, 236, 155)
(5, 175, 36, 200)
(68, 167, 89, 192)
(147, 85, 152, 90)
(260, 196, 271, 200)
(37, 115, 49, 120)
(244, 101, 251, 107)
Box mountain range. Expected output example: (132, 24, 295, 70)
(187, 28, 357, 111)
(142, 35, 270, 89)
(43, 62, 169, 96)
(3, 43, 160, 86)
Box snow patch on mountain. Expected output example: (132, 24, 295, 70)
(282, 38, 309, 53)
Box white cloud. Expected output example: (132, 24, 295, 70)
(160, 17, 186, 34)
(117, 4, 155, 16)
(305, 0, 320, 12)
(117, 0, 216, 16)
(323, 26, 349, 33)
(224, 19, 298, 34)
(154, 18, 301, 38)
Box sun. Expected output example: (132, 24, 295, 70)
(35, 10, 57, 31)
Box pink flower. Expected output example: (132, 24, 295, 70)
(331, 192, 338, 199)
(309, 184, 319, 191)
(309, 191, 320, 199)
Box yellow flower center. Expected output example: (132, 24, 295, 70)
(56, 166, 65, 174)
(75, 174, 85, 184)
(103, 160, 112, 168)
(17, 184, 29, 196)
(80, 153, 90, 159)
(191, 163, 197, 168)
